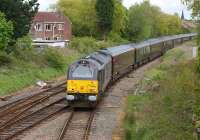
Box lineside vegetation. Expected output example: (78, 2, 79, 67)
(125, 42, 200, 139)
(0, 36, 81, 96)
(0, 0, 195, 95)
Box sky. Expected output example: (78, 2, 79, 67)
(38, 0, 191, 19)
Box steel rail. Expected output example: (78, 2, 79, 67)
(0, 81, 66, 112)
(0, 99, 68, 140)
(57, 109, 95, 140)
(82, 110, 95, 140)
(0, 89, 65, 130)
(57, 110, 74, 140)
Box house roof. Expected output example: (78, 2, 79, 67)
(33, 12, 70, 23)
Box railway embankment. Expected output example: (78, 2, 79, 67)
(0, 47, 80, 98)
(124, 41, 200, 140)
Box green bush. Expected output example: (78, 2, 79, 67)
(0, 51, 12, 66)
(0, 12, 13, 51)
(96, 40, 113, 49)
(43, 48, 65, 70)
(125, 62, 199, 140)
(12, 36, 37, 62)
(69, 37, 99, 54)
(15, 35, 32, 49)
(108, 31, 129, 44)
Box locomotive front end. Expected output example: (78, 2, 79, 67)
(66, 59, 99, 105)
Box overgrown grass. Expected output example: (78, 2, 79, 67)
(124, 46, 200, 140)
(0, 47, 81, 96)
(0, 35, 128, 96)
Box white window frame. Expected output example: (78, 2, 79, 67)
(35, 23, 43, 31)
(58, 24, 63, 30)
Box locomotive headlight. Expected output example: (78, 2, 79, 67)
(88, 96, 97, 102)
(66, 95, 75, 101)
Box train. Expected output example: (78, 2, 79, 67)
(66, 33, 197, 107)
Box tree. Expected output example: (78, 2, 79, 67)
(0, 0, 39, 40)
(58, 0, 97, 37)
(0, 12, 13, 50)
(182, 0, 200, 18)
(95, 0, 115, 39)
(126, 1, 183, 42)
(127, 1, 154, 41)
(112, 0, 127, 34)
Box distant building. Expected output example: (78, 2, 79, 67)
(30, 12, 72, 47)
(181, 10, 185, 20)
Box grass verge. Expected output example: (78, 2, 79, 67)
(0, 47, 81, 96)
(124, 44, 200, 140)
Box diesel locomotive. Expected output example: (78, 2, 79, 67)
(66, 33, 197, 107)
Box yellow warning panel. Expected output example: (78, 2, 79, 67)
(67, 80, 98, 94)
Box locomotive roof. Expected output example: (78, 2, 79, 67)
(101, 33, 196, 52)
(77, 58, 102, 69)
(87, 52, 111, 66)
(133, 38, 163, 49)
(101, 44, 135, 56)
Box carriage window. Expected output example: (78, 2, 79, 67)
(72, 65, 94, 78)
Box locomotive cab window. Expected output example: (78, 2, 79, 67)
(71, 65, 94, 79)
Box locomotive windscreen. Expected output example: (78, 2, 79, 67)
(71, 65, 94, 78)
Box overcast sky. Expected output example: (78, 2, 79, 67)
(38, 0, 191, 19)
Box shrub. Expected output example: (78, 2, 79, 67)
(0, 51, 12, 66)
(69, 37, 99, 54)
(13, 36, 34, 60)
(108, 31, 129, 44)
(0, 12, 13, 51)
(43, 48, 65, 70)
(15, 35, 32, 49)
(97, 41, 110, 49)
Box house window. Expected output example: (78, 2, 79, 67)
(45, 24, 52, 31)
(35, 23, 43, 31)
(58, 24, 63, 30)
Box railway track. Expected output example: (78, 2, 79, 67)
(0, 99, 68, 140)
(0, 81, 66, 112)
(0, 82, 68, 140)
(0, 82, 66, 122)
(57, 109, 95, 140)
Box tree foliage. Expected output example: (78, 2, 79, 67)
(0, 0, 39, 40)
(112, 0, 127, 35)
(182, 1, 200, 64)
(57, 0, 183, 42)
(127, 1, 182, 42)
(58, 0, 97, 37)
(182, 0, 200, 18)
(95, 0, 115, 38)
(0, 12, 13, 50)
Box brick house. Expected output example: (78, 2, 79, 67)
(30, 12, 72, 42)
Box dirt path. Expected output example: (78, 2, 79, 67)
(11, 41, 196, 140)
